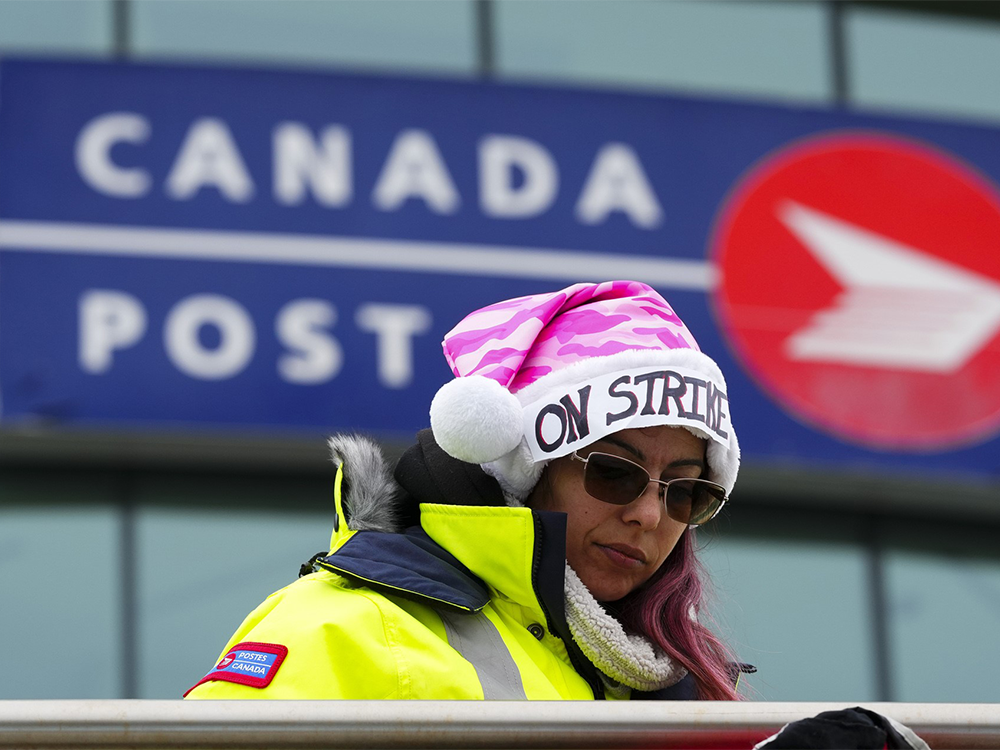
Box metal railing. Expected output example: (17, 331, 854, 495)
(1, 700, 999, 748)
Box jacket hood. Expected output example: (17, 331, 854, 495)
(323, 431, 564, 653)
(328, 429, 507, 534)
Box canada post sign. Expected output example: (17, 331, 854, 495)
(0, 59, 704, 437)
(0, 58, 998, 478)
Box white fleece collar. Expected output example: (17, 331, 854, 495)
(563, 564, 686, 694)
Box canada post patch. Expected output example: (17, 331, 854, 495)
(184, 641, 287, 696)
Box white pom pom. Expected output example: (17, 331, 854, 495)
(430, 376, 524, 463)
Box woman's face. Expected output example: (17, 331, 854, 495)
(528, 425, 706, 602)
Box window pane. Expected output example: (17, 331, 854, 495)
(0, 474, 121, 698)
(135, 474, 329, 698)
(885, 523, 1000, 702)
(0, 0, 112, 55)
(848, 7, 1000, 122)
(496, 0, 831, 103)
(132, 0, 477, 74)
(701, 512, 876, 701)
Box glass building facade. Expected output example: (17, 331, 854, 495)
(1, 0, 999, 702)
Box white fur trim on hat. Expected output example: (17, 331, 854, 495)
(430, 375, 524, 464)
(481, 347, 741, 501)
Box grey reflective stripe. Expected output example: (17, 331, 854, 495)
(439, 610, 527, 700)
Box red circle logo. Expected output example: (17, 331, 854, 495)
(711, 132, 1000, 450)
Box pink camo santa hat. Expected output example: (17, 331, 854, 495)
(429, 280, 740, 500)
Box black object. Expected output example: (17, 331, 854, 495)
(757, 706, 930, 749)
(298, 551, 326, 578)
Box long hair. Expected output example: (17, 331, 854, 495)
(611, 530, 740, 700)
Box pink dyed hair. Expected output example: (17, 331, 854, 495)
(612, 531, 741, 701)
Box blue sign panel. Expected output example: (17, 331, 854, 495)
(0, 58, 997, 479)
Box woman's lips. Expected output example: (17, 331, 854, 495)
(597, 543, 646, 568)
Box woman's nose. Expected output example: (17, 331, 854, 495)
(621, 481, 664, 528)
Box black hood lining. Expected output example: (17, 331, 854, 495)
(392, 428, 507, 527)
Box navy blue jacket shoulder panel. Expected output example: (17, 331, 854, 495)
(317, 526, 491, 613)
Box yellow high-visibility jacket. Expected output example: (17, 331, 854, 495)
(185, 432, 698, 700)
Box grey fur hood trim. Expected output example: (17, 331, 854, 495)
(328, 435, 402, 533)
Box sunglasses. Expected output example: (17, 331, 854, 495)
(569, 451, 728, 525)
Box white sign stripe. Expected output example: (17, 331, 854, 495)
(0, 220, 716, 290)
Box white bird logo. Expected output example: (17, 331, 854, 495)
(777, 200, 1000, 374)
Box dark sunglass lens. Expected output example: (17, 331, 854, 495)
(664, 480, 694, 523)
(666, 481, 726, 525)
(584, 453, 648, 505)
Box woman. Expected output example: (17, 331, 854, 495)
(185, 280, 744, 700)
